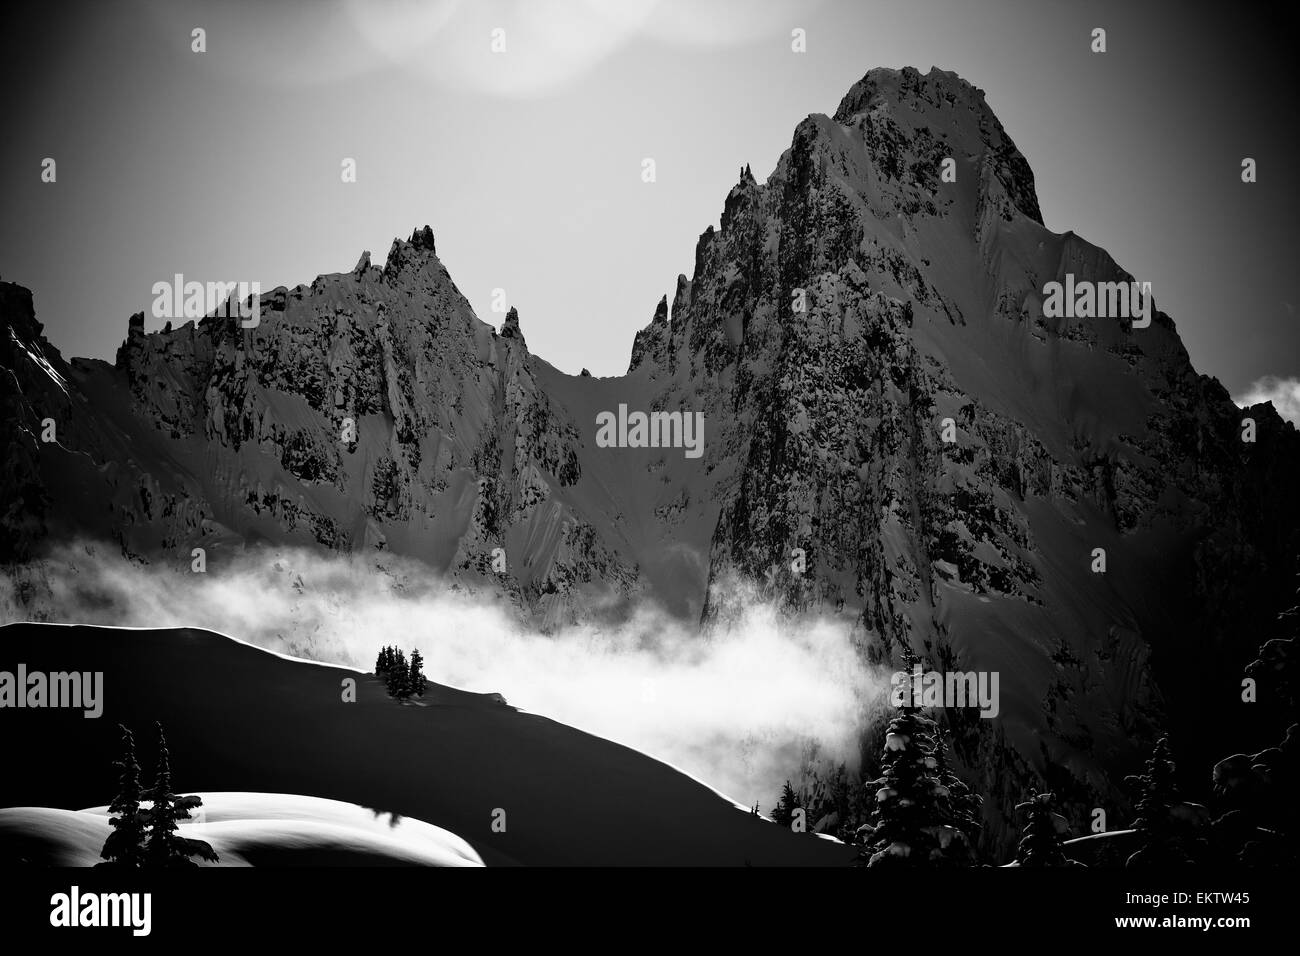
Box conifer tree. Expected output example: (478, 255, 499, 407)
(386, 649, 410, 699)
(1209, 728, 1300, 867)
(1015, 790, 1082, 867)
(98, 724, 147, 868)
(771, 781, 800, 828)
(1125, 735, 1196, 866)
(409, 648, 426, 698)
(859, 646, 972, 867)
(143, 722, 218, 867)
(1212, 575, 1300, 865)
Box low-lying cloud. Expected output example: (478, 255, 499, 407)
(2, 543, 887, 810)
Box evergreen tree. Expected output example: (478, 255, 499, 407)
(1210, 724, 1299, 866)
(1125, 736, 1198, 866)
(408, 648, 426, 698)
(386, 649, 410, 699)
(375, 646, 388, 674)
(771, 780, 800, 828)
(859, 646, 972, 867)
(1015, 790, 1082, 867)
(98, 725, 148, 868)
(143, 723, 218, 867)
(1211, 577, 1300, 866)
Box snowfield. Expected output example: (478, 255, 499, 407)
(2, 793, 483, 867)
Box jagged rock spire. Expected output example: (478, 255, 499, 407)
(385, 225, 439, 276)
(628, 294, 671, 373)
(501, 306, 525, 345)
(409, 225, 436, 253)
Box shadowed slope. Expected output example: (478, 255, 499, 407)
(0, 622, 852, 866)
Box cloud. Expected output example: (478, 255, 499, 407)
(2, 543, 887, 809)
(137, 0, 826, 97)
(344, 0, 654, 98)
(341, 0, 824, 98)
(1234, 375, 1300, 426)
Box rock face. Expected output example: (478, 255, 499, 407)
(3, 227, 621, 630)
(2, 66, 1297, 855)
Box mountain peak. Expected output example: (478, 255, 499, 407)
(833, 65, 984, 123)
(409, 225, 436, 253)
(830, 64, 1042, 226)
(628, 294, 672, 373)
(0, 281, 42, 351)
(383, 225, 440, 277)
(500, 305, 525, 344)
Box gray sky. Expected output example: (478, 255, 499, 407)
(3, 0, 1296, 401)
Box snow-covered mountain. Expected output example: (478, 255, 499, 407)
(4, 66, 1297, 854)
(2, 227, 637, 630)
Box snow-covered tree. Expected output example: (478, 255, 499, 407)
(1125, 736, 1198, 866)
(1211, 571, 1300, 865)
(1014, 790, 1082, 867)
(859, 648, 973, 867)
(1210, 724, 1298, 866)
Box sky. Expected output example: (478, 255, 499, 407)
(2, 0, 1297, 409)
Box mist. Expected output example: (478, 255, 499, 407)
(1, 542, 889, 810)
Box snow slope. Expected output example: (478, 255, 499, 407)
(1, 793, 483, 867)
(0, 622, 854, 866)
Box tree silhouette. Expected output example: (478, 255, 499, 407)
(385, 648, 410, 700)
(1211, 574, 1300, 865)
(98, 724, 147, 868)
(143, 723, 218, 867)
(1015, 790, 1082, 867)
(771, 780, 800, 828)
(1125, 736, 1199, 866)
(409, 648, 426, 698)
